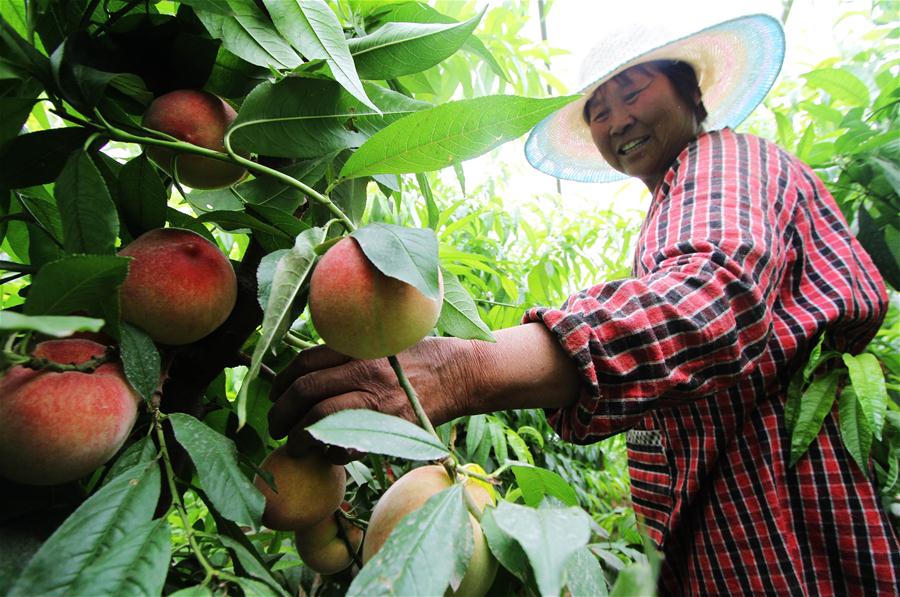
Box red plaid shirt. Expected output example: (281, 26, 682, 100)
(525, 129, 899, 595)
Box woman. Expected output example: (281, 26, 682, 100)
(269, 11, 899, 595)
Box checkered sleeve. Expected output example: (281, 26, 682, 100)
(524, 132, 796, 442)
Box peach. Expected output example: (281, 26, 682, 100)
(142, 89, 246, 189)
(118, 228, 237, 345)
(253, 446, 347, 531)
(295, 513, 363, 575)
(308, 237, 443, 360)
(363, 465, 498, 596)
(0, 339, 140, 485)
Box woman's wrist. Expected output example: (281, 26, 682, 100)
(461, 323, 582, 416)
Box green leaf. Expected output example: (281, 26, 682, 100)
(8, 462, 161, 597)
(789, 370, 842, 466)
(119, 323, 161, 403)
(218, 536, 289, 597)
(608, 561, 657, 597)
(0, 97, 36, 146)
(234, 156, 330, 211)
(232, 577, 280, 597)
(306, 409, 450, 460)
(415, 172, 439, 229)
(23, 255, 129, 316)
(168, 413, 265, 528)
(505, 429, 534, 465)
(54, 150, 118, 255)
(69, 519, 171, 597)
(231, 78, 429, 158)
(262, 0, 376, 112)
(368, 2, 507, 82)
(351, 222, 440, 300)
(842, 352, 888, 441)
(117, 154, 167, 235)
(857, 206, 900, 290)
(480, 507, 530, 583)
(837, 385, 873, 477)
(340, 94, 579, 178)
(237, 226, 326, 427)
(511, 465, 579, 507)
(437, 267, 495, 341)
(564, 546, 609, 597)
(194, 0, 302, 69)
(196, 209, 291, 239)
(104, 436, 157, 486)
(347, 484, 470, 596)
(348, 11, 483, 80)
(490, 500, 592, 597)
(785, 368, 804, 432)
(0, 128, 93, 189)
(256, 249, 290, 310)
(169, 586, 214, 597)
(0, 311, 103, 336)
(802, 68, 870, 106)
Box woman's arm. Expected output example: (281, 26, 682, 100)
(268, 323, 582, 454)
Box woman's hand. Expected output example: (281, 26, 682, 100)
(268, 336, 479, 460)
(268, 323, 583, 461)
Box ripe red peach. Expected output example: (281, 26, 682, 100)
(363, 465, 498, 596)
(253, 446, 347, 531)
(142, 89, 246, 189)
(308, 237, 443, 360)
(118, 228, 237, 345)
(0, 339, 140, 485)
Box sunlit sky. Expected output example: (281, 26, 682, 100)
(465, 0, 876, 214)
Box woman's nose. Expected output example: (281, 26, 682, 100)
(608, 108, 634, 135)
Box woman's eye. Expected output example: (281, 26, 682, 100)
(592, 110, 609, 122)
(624, 90, 641, 103)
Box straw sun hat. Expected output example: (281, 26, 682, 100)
(524, 10, 786, 183)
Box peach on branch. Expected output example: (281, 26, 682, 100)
(294, 513, 363, 575)
(141, 89, 246, 190)
(118, 227, 237, 346)
(0, 339, 140, 486)
(363, 465, 498, 596)
(253, 446, 347, 531)
(308, 237, 443, 360)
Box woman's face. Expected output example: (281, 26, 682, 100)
(586, 63, 702, 191)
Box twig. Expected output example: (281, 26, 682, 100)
(388, 355, 439, 440)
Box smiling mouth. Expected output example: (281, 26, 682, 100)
(618, 137, 650, 155)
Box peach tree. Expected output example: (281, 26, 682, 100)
(0, 1, 655, 596)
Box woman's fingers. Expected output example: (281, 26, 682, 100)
(283, 391, 394, 462)
(270, 344, 352, 398)
(269, 359, 394, 439)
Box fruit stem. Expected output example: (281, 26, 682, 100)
(90, 109, 357, 233)
(455, 466, 500, 486)
(388, 355, 440, 441)
(335, 511, 364, 569)
(223, 126, 356, 232)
